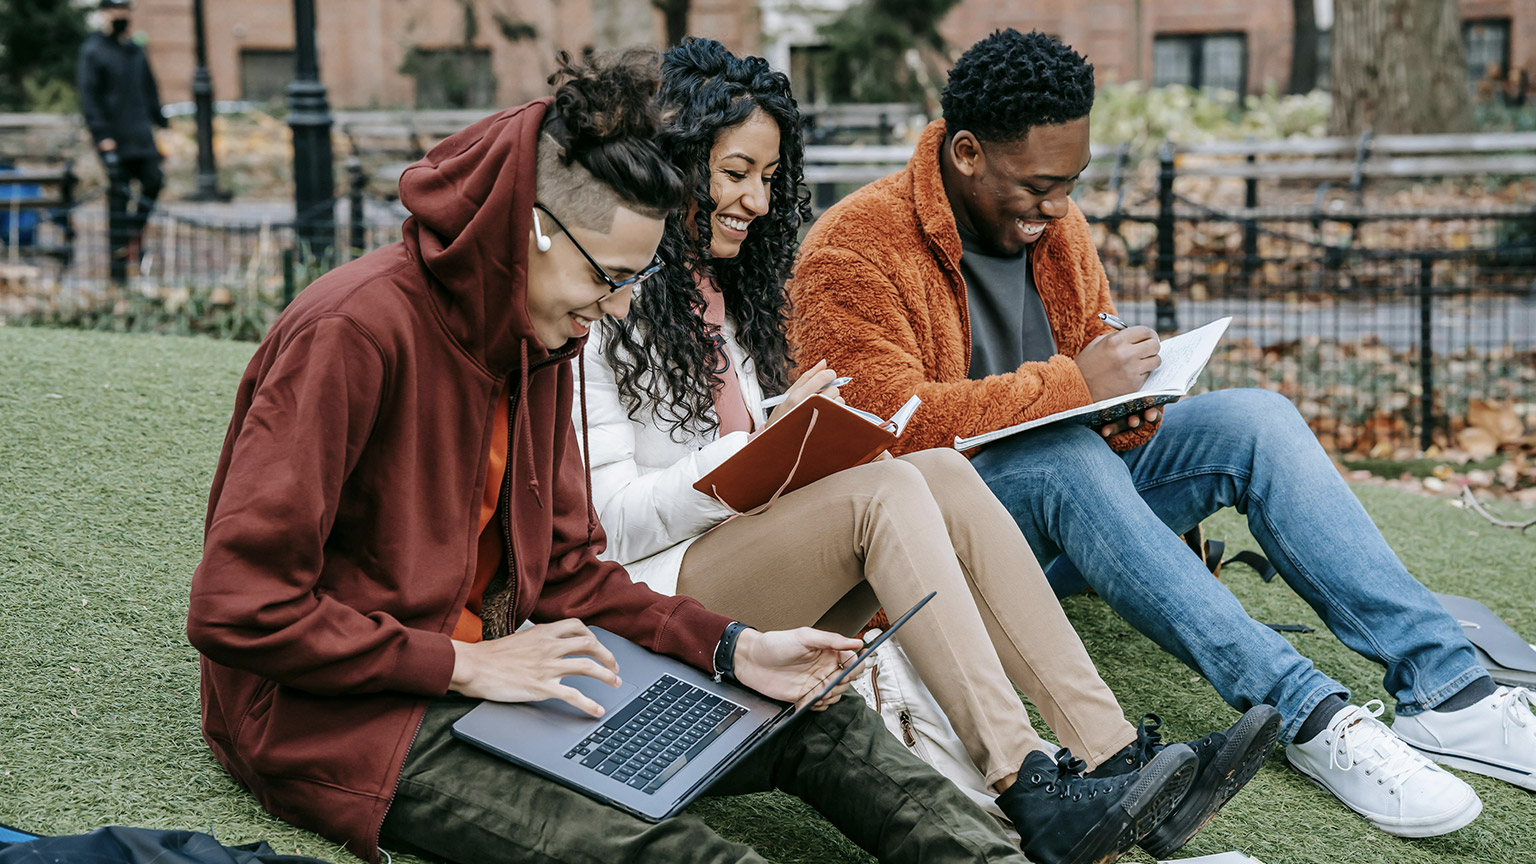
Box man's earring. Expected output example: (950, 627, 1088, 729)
(532, 209, 552, 252)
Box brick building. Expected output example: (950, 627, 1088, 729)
(129, 0, 1536, 109)
(133, 0, 757, 111)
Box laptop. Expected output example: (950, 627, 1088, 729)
(452, 592, 935, 822)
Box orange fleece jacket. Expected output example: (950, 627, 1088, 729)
(787, 119, 1159, 455)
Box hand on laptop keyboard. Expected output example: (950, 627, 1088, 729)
(449, 618, 622, 717)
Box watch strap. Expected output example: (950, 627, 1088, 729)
(713, 621, 752, 682)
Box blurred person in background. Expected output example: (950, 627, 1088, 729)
(77, 0, 166, 284)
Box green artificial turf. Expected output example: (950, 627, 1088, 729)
(1, 326, 1532, 864)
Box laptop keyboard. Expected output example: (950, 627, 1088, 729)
(565, 674, 749, 794)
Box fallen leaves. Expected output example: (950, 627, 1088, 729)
(1458, 426, 1500, 460)
(0, 265, 42, 295)
(1467, 398, 1527, 447)
(1204, 336, 1534, 463)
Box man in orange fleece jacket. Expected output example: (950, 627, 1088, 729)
(790, 29, 1536, 839)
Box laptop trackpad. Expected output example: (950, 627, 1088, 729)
(534, 677, 639, 723)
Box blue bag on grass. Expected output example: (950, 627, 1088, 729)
(0, 826, 331, 864)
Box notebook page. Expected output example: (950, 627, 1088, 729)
(842, 394, 922, 434)
(888, 395, 922, 435)
(1138, 317, 1231, 394)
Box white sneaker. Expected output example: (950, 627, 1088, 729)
(1285, 700, 1482, 837)
(1394, 685, 1536, 791)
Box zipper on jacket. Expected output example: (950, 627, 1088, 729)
(380, 380, 522, 856)
(375, 709, 427, 861)
(496, 344, 582, 636)
(899, 709, 917, 748)
(378, 346, 578, 859)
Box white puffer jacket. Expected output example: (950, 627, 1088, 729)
(575, 316, 769, 594)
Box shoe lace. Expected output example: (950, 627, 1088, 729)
(1495, 687, 1535, 745)
(1130, 713, 1165, 763)
(1326, 700, 1427, 793)
(1043, 749, 1127, 801)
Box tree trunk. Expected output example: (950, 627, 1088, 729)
(1329, 0, 1472, 135)
(654, 0, 689, 48)
(905, 45, 950, 117)
(589, 0, 659, 51)
(1288, 0, 1319, 94)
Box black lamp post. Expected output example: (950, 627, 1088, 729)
(288, 0, 334, 266)
(189, 0, 225, 201)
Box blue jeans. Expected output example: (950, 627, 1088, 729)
(971, 388, 1485, 743)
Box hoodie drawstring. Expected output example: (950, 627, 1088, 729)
(578, 352, 598, 543)
(518, 340, 542, 508)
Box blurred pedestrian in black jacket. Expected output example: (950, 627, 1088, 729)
(77, 0, 167, 283)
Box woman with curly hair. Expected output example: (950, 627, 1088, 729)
(576, 38, 1275, 864)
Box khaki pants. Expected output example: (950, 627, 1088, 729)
(680, 449, 1136, 787)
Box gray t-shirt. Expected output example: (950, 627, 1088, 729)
(958, 225, 1057, 380)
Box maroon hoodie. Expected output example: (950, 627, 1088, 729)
(187, 98, 732, 861)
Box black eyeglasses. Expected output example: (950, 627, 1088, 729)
(533, 203, 666, 293)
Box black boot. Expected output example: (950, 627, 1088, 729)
(1089, 706, 1281, 859)
(997, 745, 1197, 864)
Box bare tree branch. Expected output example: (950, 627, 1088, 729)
(1460, 487, 1536, 533)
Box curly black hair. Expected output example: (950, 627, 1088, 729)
(545, 48, 686, 217)
(601, 37, 811, 440)
(941, 29, 1095, 143)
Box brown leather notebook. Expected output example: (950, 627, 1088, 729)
(694, 394, 922, 512)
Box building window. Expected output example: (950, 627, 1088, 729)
(1152, 33, 1248, 94)
(1464, 19, 1511, 84)
(403, 48, 495, 109)
(240, 49, 295, 105)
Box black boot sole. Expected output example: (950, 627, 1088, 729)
(1139, 705, 1282, 859)
(1048, 744, 1199, 864)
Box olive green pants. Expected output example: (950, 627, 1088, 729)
(380, 693, 1028, 864)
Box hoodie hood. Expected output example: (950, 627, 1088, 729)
(399, 98, 551, 373)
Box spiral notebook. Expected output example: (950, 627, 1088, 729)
(694, 393, 921, 512)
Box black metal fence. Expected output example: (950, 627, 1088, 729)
(5, 132, 1535, 455)
(1083, 169, 1536, 454)
(3, 181, 405, 339)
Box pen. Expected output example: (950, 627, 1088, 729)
(1098, 312, 1129, 331)
(761, 375, 852, 409)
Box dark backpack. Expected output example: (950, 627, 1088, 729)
(0, 826, 332, 864)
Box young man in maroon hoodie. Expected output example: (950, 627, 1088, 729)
(187, 52, 1039, 864)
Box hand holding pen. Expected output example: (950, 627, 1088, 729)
(1081, 312, 1164, 436)
(1076, 313, 1161, 402)
(762, 375, 852, 409)
(764, 360, 848, 426)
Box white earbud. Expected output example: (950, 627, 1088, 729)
(532, 209, 553, 252)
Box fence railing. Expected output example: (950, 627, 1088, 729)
(800, 131, 1536, 453)
(4, 127, 1535, 455)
